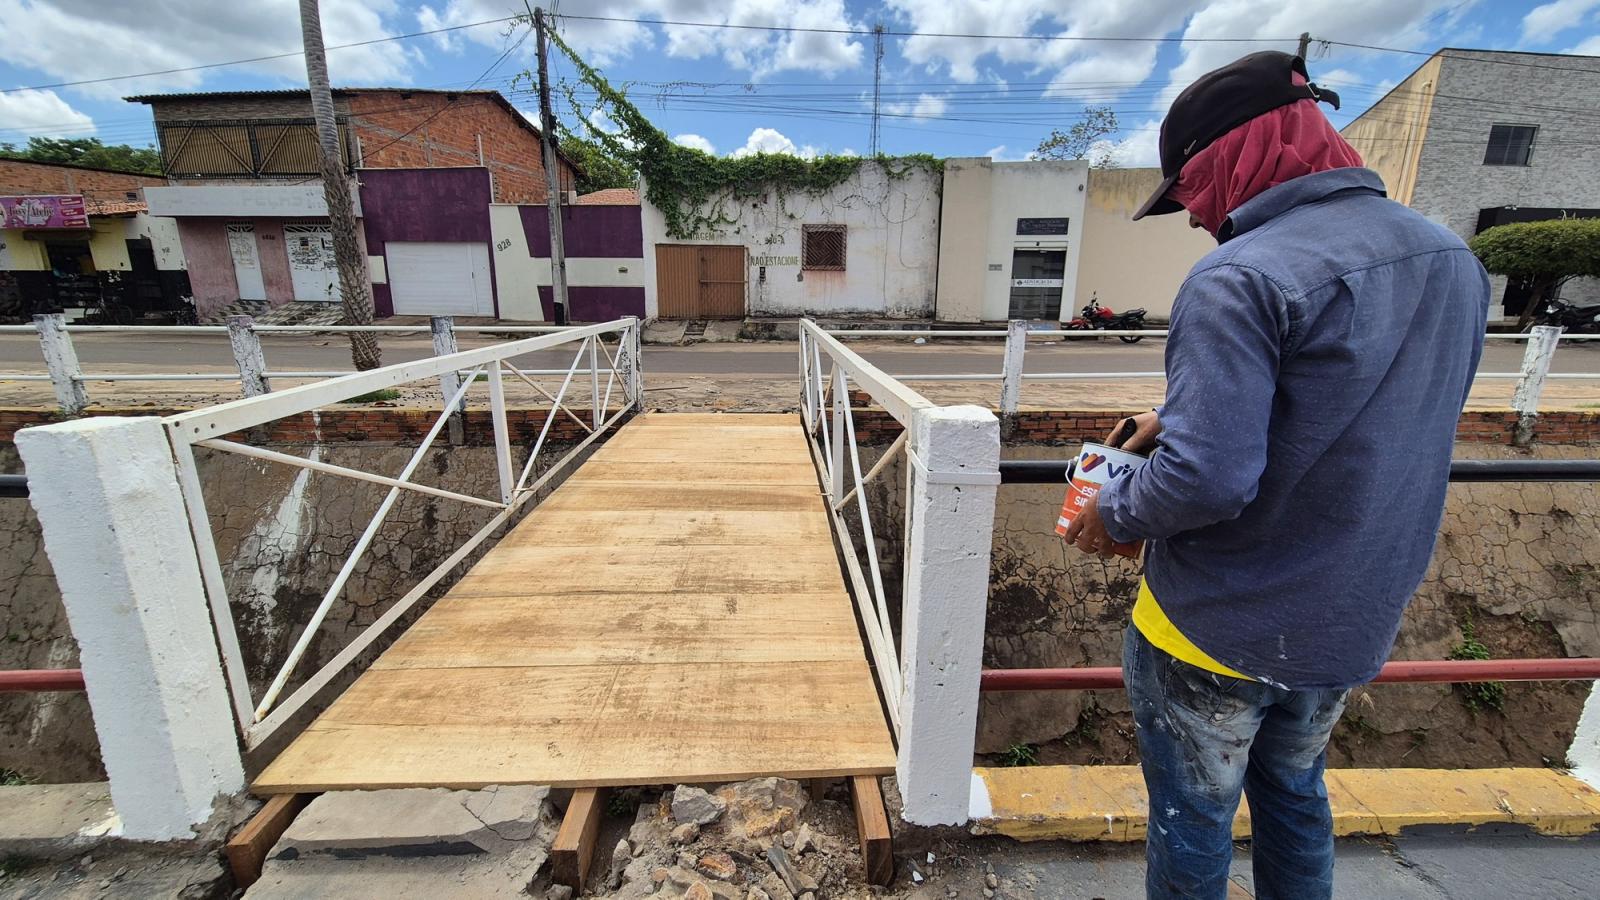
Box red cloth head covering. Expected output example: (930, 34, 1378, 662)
(1167, 73, 1364, 237)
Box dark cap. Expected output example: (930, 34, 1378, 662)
(1132, 51, 1342, 220)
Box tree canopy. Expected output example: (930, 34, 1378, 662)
(0, 137, 162, 175)
(1469, 217, 1600, 326)
(1033, 106, 1120, 167)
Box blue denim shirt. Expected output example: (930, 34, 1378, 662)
(1097, 168, 1489, 689)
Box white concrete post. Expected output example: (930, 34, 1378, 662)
(16, 417, 245, 840)
(624, 316, 644, 408)
(1512, 325, 1561, 446)
(33, 313, 88, 414)
(226, 315, 270, 398)
(999, 319, 1028, 417)
(897, 404, 1001, 826)
(487, 361, 514, 504)
(430, 316, 465, 413)
(1572, 682, 1600, 791)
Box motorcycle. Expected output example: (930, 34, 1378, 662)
(1065, 296, 1149, 343)
(1531, 297, 1600, 334)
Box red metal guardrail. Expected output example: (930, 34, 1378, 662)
(0, 669, 86, 693)
(981, 657, 1600, 692)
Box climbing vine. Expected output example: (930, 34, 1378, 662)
(544, 29, 940, 239)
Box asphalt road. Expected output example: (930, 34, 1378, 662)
(0, 333, 1594, 378)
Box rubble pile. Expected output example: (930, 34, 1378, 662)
(574, 778, 867, 900)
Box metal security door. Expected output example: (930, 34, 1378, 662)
(284, 224, 337, 302)
(696, 245, 746, 319)
(655, 245, 746, 319)
(226, 223, 266, 301)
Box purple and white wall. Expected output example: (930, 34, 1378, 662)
(489, 201, 645, 322)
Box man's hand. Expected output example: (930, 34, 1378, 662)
(1108, 410, 1162, 453)
(1060, 490, 1119, 558)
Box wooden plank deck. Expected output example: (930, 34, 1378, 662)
(253, 413, 896, 793)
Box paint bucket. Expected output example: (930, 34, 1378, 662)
(1055, 442, 1148, 558)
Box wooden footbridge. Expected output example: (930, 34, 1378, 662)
(255, 412, 896, 788)
(17, 319, 1000, 890)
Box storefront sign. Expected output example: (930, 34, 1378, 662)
(1016, 217, 1069, 236)
(1, 195, 88, 229)
(750, 255, 799, 266)
(1012, 278, 1064, 288)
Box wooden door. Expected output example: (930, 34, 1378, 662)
(654, 244, 746, 319)
(696, 245, 746, 319)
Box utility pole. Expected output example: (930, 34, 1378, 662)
(1297, 31, 1312, 60)
(298, 0, 380, 369)
(532, 6, 570, 324)
(869, 23, 885, 157)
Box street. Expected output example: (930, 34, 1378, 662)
(0, 332, 1595, 378)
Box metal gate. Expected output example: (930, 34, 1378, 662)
(655, 244, 746, 319)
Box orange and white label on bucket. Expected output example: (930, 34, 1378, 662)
(1056, 442, 1148, 558)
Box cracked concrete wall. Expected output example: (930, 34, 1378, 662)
(855, 442, 1600, 770)
(1, 440, 592, 783)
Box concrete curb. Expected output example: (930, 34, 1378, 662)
(970, 765, 1600, 842)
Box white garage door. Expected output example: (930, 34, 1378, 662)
(386, 242, 494, 316)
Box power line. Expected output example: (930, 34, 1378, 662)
(553, 12, 1298, 44)
(0, 13, 522, 96)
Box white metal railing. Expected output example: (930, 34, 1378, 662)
(0, 313, 600, 414)
(799, 318, 1001, 826)
(161, 316, 643, 749)
(821, 322, 1600, 416)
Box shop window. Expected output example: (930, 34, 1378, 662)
(1484, 124, 1537, 166)
(802, 224, 847, 270)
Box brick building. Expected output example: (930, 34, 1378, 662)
(0, 158, 189, 321)
(127, 88, 582, 319)
(1341, 48, 1600, 316)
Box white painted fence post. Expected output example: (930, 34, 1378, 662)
(33, 313, 88, 414)
(1572, 682, 1600, 791)
(1512, 325, 1561, 446)
(624, 316, 644, 408)
(16, 417, 245, 840)
(430, 316, 464, 412)
(897, 404, 1001, 825)
(226, 315, 270, 397)
(999, 319, 1027, 417)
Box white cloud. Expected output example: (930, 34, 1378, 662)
(0, 0, 419, 100)
(729, 127, 819, 159)
(984, 144, 1008, 159)
(417, 0, 865, 78)
(1565, 33, 1600, 54)
(884, 92, 949, 121)
(0, 89, 95, 140)
(1092, 119, 1161, 168)
(673, 133, 716, 154)
(1156, 1, 1463, 111)
(1522, 0, 1600, 43)
(886, 0, 1196, 95)
(586, 107, 620, 135)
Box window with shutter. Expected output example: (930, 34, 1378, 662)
(801, 224, 847, 270)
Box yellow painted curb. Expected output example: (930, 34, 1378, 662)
(971, 766, 1600, 842)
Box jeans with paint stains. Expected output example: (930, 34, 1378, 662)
(1123, 626, 1349, 900)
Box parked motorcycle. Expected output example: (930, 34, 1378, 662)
(1531, 297, 1600, 334)
(1065, 297, 1149, 343)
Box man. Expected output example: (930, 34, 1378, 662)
(1059, 52, 1488, 899)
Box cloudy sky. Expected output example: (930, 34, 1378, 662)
(2, 0, 1598, 166)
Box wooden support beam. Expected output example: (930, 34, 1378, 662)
(552, 787, 609, 892)
(850, 775, 894, 886)
(226, 793, 314, 889)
